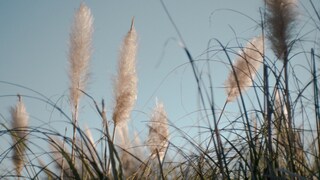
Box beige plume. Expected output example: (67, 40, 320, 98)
(147, 100, 169, 162)
(225, 36, 264, 102)
(113, 18, 138, 126)
(68, 3, 94, 164)
(10, 95, 29, 176)
(265, 0, 298, 60)
(69, 3, 93, 107)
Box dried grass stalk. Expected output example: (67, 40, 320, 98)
(69, 3, 93, 107)
(225, 36, 264, 102)
(147, 100, 169, 162)
(265, 0, 298, 60)
(68, 3, 93, 164)
(113, 18, 138, 126)
(10, 95, 29, 176)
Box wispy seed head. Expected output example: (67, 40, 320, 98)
(147, 100, 169, 162)
(113, 18, 138, 126)
(265, 0, 298, 60)
(225, 36, 264, 102)
(69, 3, 93, 107)
(10, 95, 29, 176)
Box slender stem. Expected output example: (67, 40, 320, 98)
(71, 104, 78, 165)
(60, 127, 67, 180)
(311, 48, 320, 175)
(156, 149, 165, 180)
(106, 124, 117, 175)
(264, 56, 275, 178)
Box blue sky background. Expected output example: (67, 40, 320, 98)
(0, 0, 319, 174)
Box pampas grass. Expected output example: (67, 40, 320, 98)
(265, 1, 299, 172)
(225, 36, 264, 102)
(1, 1, 319, 179)
(113, 18, 138, 127)
(265, 0, 298, 60)
(147, 100, 169, 163)
(10, 95, 29, 176)
(69, 3, 93, 107)
(68, 3, 93, 164)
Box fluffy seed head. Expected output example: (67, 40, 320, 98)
(113, 18, 138, 126)
(10, 95, 29, 176)
(147, 100, 169, 162)
(69, 3, 93, 107)
(11, 96, 29, 140)
(225, 36, 264, 102)
(265, 0, 298, 60)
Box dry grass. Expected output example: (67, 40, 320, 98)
(265, 0, 298, 60)
(69, 3, 93, 107)
(10, 95, 29, 176)
(225, 35, 264, 102)
(113, 18, 138, 127)
(147, 100, 169, 163)
(1, 1, 319, 179)
(68, 3, 93, 165)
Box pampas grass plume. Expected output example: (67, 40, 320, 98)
(265, 0, 298, 60)
(113, 18, 138, 126)
(69, 3, 93, 107)
(10, 95, 29, 176)
(147, 100, 169, 162)
(225, 36, 264, 102)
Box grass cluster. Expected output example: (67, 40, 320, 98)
(1, 0, 320, 179)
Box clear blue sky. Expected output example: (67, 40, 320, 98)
(0, 0, 318, 173)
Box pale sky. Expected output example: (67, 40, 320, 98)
(0, 0, 318, 174)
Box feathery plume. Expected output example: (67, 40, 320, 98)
(265, 0, 298, 60)
(113, 18, 138, 126)
(147, 100, 169, 162)
(68, 3, 93, 164)
(225, 36, 264, 102)
(69, 3, 93, 107)
(10, 95, 29, 176)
